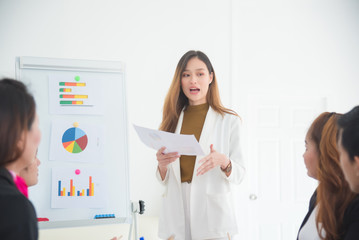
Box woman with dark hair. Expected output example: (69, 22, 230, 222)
(0, 78, 41, 239)
(156, 51, 245, 239)
(338, 106, 359, 194)
(297, 112, 359, 240)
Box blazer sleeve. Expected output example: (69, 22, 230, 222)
(343, 195, 359, 240)
(221, 115, 245, 184)
(156, 166, 170, 185)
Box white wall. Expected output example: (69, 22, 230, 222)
(1, 0, 359, 239)
(232, 0, 359, 112)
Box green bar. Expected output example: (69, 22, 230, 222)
(59, 82, 65, 86)
(60, 101, 72, 104)
(59, 95, 64, 98)
(60, 88, 64, 92)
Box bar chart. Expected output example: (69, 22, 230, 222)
(49, 74, 103, 115)
(51, 168, 106, 208)
(58, 176, 94, 197)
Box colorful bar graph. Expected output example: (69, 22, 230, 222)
(59, 82, 86, 87)
(57, 177, 94, 197)
(59, 94, 88, 99)
(59, 88, 72, 92)
(60, 101, 83, 105)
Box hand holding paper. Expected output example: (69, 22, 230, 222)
(133, 124, 204, 156)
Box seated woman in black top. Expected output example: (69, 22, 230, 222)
(0, 78, 41, 239)
(298, 112, 359, 240)
(338, 106, 359, 193)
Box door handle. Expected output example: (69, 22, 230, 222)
(249, 194, 257, 200)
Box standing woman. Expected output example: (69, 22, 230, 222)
(156, 50, 245, 240)
(0, 78, 41, 239)
(297, 112, 359, 240)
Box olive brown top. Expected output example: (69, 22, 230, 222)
(180, 103, 209, 183)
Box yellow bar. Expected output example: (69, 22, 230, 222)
(72, 186, 75, 196)
(74, 95, 88, 99)
(76, 83, 86, 87)
(91, 183, 94, 196)
(62, 188, 66, 196)
(82, 189, 85, 196)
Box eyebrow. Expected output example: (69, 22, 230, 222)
(183, 68, 206, 72)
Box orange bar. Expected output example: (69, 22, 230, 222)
(70, 179, 73, 196)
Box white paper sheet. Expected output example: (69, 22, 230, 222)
(51, 167, 107, 209)
(49, 119, 104, 163)
(133, 124, 205, 156)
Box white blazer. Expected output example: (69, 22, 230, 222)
(156, 107, 245, 240)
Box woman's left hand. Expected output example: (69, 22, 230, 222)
(196, 144, 230, 176)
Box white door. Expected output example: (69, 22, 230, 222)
(235, 94, 325, 240)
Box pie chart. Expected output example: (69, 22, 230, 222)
(62, 127, 88, 153)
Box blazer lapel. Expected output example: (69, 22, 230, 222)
(192, 107, 216, 179)
(172, 111, 184, 186)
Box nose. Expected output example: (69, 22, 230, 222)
(190, 75, 198, 83)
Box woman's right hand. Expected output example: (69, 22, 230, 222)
(156, 147, 180, 180)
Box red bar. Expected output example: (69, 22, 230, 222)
(70, 179, 73, 196)
(61, 95, 75, 98)
(65, 82, 77, 86)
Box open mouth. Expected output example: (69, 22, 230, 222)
(190, 88, 200, 92)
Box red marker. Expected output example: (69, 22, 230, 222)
(37, 218, 49, 222)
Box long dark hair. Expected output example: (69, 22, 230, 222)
(337, 106, 359, 161)
(0, 78, 36, 167)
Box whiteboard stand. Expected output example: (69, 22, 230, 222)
(129, 200, 145, 240)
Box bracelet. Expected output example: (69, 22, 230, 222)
(221, 160, 232, 173)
